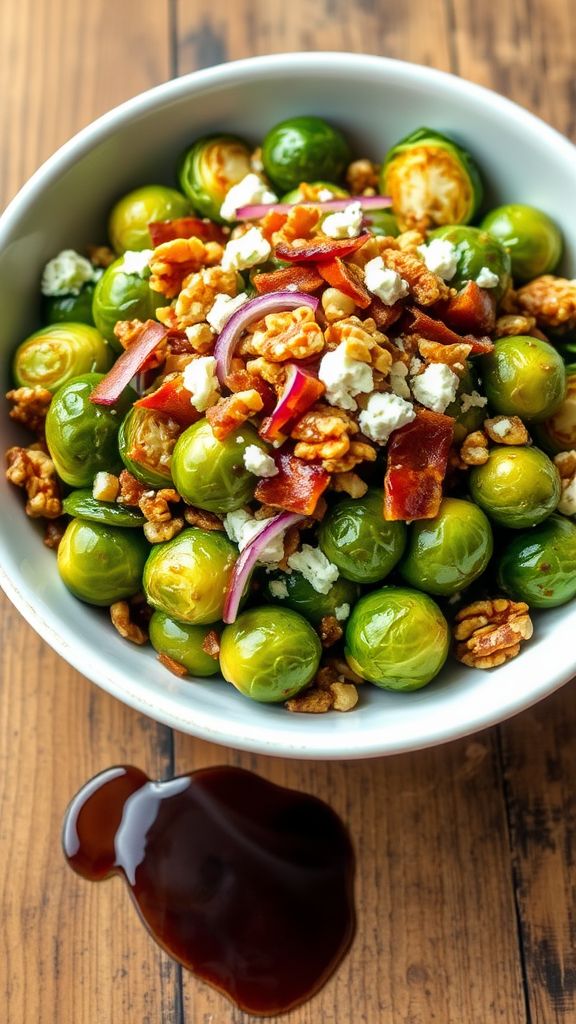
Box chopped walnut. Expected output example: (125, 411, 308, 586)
(324, 656, 364, 685)
(395, 229, 427, 254)
(321, 287, 357, 323)
(206, 389, 263, 440)
(157, 652, 188, 677)
(93, 471, 120, 502)
(273, 204, 321, 244)
(202, 629, 221, 660)
(323, 441, 377, 474)
(245, 357, 288, 391)
(278, 525, 302, 571)
(383, 250, 450, 305)
(44, 519, 66, 550)
(110, 600, 148, 645)
(149, 237, 224, 298)
(184, 322, 215, 354)
(460, 430, 489, 466)
(318, 615, 343, 648)
(6, 444, 62, 518)
(158, 266, 238, 331)
(291, 405, 358, 443)
(329, 681, 359, 712)
(143, 517, 185, 544)
(87, 244, 116, 268)
(331, 471, 368, 497)
(494, 313, 537, 337)
(345, 158, 379, 194)
(184, 507, 224, 530)
(139, 487, 181, 523)
(484, 415, 530, 445)
(6, 386, 52, 436)
(117, 469, 146, 506)
(454, 598, 533, 669)
(248, 306, 325, 363)
(554, 450, 576, 516)
(418, 339, 472, 372)
(285, 689, 334, 713)
(517, 275, 576, 329)
(324, 316, 392, 374)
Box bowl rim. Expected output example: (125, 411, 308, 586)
(1, 51, 576, 759)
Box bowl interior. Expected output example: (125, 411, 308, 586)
(1, 53, 575, 758)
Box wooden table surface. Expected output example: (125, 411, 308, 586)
(1, 1, 576, 1021)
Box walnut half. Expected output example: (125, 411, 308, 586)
(454, 598, 533, 669)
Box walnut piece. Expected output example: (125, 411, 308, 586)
(157, 652, 188, 677)
(6, 444, 62, 518)
(143, 517, 185, 544)
(87, 244, 116, 268)
(202, 629, 221, 660)
(460, 430, 489, 466)
(331, 471, 368, 498)
(274, 204, 320, 244)
(249, 306, 325, 363)
(184, 507, 224, 530)
(345, 158, 379, 194)
(321, 287, 357, 323)
(383, 249, 450, 305)
(323, 441, 376, 474)
(117, 469, 147, 506)
(139, 487, 181, 523)
(484, 415, 530, 446)
(149, 237, 224, 298)
(285, 689, 334, 713)
(554, 450, 576, 516)
(418, 339, 472, 372)
(206, 389, 263, 441)
(454, 598, 533, 669)
(329, 681, 359, 712)
(318, 615, 343, 648)
(494, 313, 537, 337)
(158, 266, 238, 331)
(110, 601, 148, 645)
(44, 519, 66, 550)
(517, 275, 576, 329)
(325, 316, 392, 374)
(6, 386, 52, 435)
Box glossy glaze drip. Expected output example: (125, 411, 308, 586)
(62, 765, 355, 1016)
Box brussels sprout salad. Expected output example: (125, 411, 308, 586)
(6, 116, 576, 713)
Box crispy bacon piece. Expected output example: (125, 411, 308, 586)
(316, 258, 371, 308)
(274, 233, 371, 263)
(135, 373, 200, 427)
(255, 452, 330, 515)
(226, 369, 276, 415)
(405, 306, 494, 356)
(253, 265, 324, 295)
(148, 217, 226, 246)
(91, 321, 168, 406)
(260, 367, 325, 442)
(440, 281, 497, 335)
(384, 409, 454, 521)
(367, 297, 404, 330)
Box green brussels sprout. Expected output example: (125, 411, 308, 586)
(445, 366, 487, 445)
(171, 420, 265, 514)
(429, 225, 511, 300)
(481, 336, 567, 422)
(398, 498, 493, 596)
(262, 569, 359, 626)
(345, 586, 449, 691)
(62, 489, 145, 527)
(380, 127, 483, 231)
(45, 373, 135, 487)
(219, 606, 321, 703)
(262, 116, 351, 193)
(318, 489, 406, 583)
(365, 209, 400, 237)
(143, 527, 237, 625)
(480, 204, 563, 282)
(44, 282, 97, 326)
(57, 518, 148, 606)
(178, 134, 252, 222)
(108, 185, 191, 254)
(469, 446, 561, 528)
(497, 514, 576, 608)
(280, 181, 349, 203)
(149, 611, 220, 676)
(118, 406, 179, 488)
(12, 323, 112, 393)
(91, 257, 169, 350)
(531, 364, 576, 454)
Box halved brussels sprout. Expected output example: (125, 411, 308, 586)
(280, 181, 349, 203)
(118, 406, 180, 488)
(57, 518, 148, 606)
(481, 336, 566, 422)
(262, 116, 351, 193)
(178, 135, 252, 222)
(365, 209, 400, 237)
(345, 586, 449, 691)
(171, 420, 265, 514)
(399, 498, 493, 596)
(429, 225, 511, 300)
(497, 514, 576, 608)
(45, 373, 135, 487)
(318, 489, 406, 583)
(108, 185, 191, 254)
(92, 257, 169, 350)
(480, 204, 563, 281)
(143, 527, 237, 625)
(262, 570, 359, 626)
(531, 364, 576, 453)
(149, 611, 221, 676)
(219, 606, 321, 703)
(13, 323, 112, 393)
(62, 490, 145, 527)
(381, 127, 483, 230)
(469, 446, 561, 529)
(44, 282, 97, 326)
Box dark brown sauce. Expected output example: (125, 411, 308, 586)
(62, 765, 355, 1016)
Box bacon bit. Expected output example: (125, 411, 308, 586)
(253, 265, 324, 295)
(440, 281, 496, 335)
(384, 409, 454, 521)
(317, 258, 372, 308)
(91, 321, 168, 406)
(255, 452, 331, 515)
(274, 233, 371, 263)
(157, 652, 188, 677)
(405, 306, 494, 356)
(135, 373, 200, 428)
(148, 216, 226, 246)
(366, 297, 404, 330)
(202, 629, 221, 661)
(226, 370, 276, 415)
(114, 318, 168, 372)
(260, 368, 325, 442)
(206, 390, 264, 441)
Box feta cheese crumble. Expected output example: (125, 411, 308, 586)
(287, 545, 339, 595)
(219, 173, 278, 222)
(206, 292, 249, 333)
(119, 249, 154, 276)
(411, 362, 460, 413)
(389, 361, 411, 399)
(221, 227, 271, 271)
(363, 257, 409, 305)
(318, 341, 374, 411)
(335, 603, 350, 621)
(490, 417, 513, 438)
(460, 390, 488, 415)
(223, 509, 285, 564)
(269, 579, 289, 599)
(41, 249, 98, 296)
(321, 201, 363, 240)
(559, 478, 576, 517)
(182, 355, 220, 412)
(417, 238, 459, 281)
(243, 444, 278, 477)
(475, 265, 500, 288)
(318, 188, 336, 201)
(358, 392, 416, 443)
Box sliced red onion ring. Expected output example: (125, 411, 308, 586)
(223, 511, 304, 624)
(213, 291, 319, 385)
(236, 195, 393, 221)
(261, 364, 324, 441)
(90, 321, 167, 406)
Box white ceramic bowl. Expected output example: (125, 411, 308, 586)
(1, 53, 575, 759)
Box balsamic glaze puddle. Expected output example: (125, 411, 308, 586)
(62, 765, 355, 1016)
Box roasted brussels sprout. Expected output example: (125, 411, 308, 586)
(109, 185, 191, 254)
(480, 203, 563, 281)
(45, 373, 135, 487)
(143, 527, 237, 625)
(469, 446, 561, 529)
(57, 519, 148, 606)
(178, 134, 252, 222)
(44, 283, 97, 326)
(531, 364, 576, 454)
(481, 336, 567, 422)
(92, 257, 169, 349)
(399, 498, 493, 596)
(345, 586, 449, 691)
(429, 225, 511, 300)
(171, 420, 265, 514)
(446, 367, 487, 445)
(62, 489, 145, 527)
(13, 323, 112, 393)
(148, 611, 220, 676)
(118, 406, 179, 488)
(380, 127, 483, 230)
(262, 570, 359, 626)
(318, 489, 406, 583)
(365, 209, 400, 237)
(280, 181, 349, 203)
(219, 606, 321, 703)
(262, 116, 351, 193)
(498, 514, 576, 608)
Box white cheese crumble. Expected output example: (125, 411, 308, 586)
(389, 361, 411, 399)
(41, 249, 98, 296)
(363, 257, 409, 305)
(287, 545, 339, 595)
(223, 509, 285, 564)
(476, 266, 500, 289)
(411, 362, 460, 413)
(491, 417, 513, 438)
(221, 227, 271, 271)
(318, 341, 374, 411)
(206, 292, 249, 333)
(219, 173, 278, 222)
(242, 444, 278, 477)
(119, 249, 154, 276)
(460, 390, 488, 415)
(318, 188, 336, 201)
(417, 238, 459, 281)
(182, 355, 220, 412)
(410, 356, 424, 376)
(559, 479, 576, 516)
(335, 603, 350, 621)
(321, 201, 363, 240)
(269, 579, 290, 599)
(358, 392, 416, 444)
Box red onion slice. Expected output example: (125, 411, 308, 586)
(236, 195, 393, 220)
(223, 511, 304, 624)
(90, 321, 167, 406)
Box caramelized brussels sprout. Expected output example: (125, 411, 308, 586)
(262, 116, 350, 193)
(262, 570, 359, 626)
(171, 420, 265, 514)
(318, 489, 406, 583)
(62, 490, 145, 527)
(480, 204, 563, 281)
(381, 127, 483, 230)
(13, 323, 112, 393)
(498, 514, 576, 607)
(118, 406, 179, 488)
(143, 527, 237, 625)
(531, 364, 576, 453)
(44, 283, 97, 326)
(149, 611, 220, 676)
(178, 135, 252, 222)
(429, 225, 511, 300)
(399, 498, 493, 596)
(469, 446, 561, 528)
(57, 519, 148, 606)
(481, 336, 566, 422)
(109, 185, 191, 254)
(92, 256, 169, 350)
